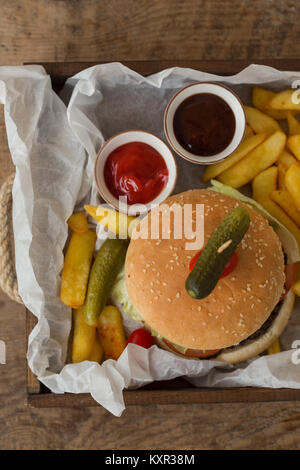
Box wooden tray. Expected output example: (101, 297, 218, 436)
(26, 59, 300, 407)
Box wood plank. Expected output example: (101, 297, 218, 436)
(28, 387, 300, 408)
(40, 59, 300, 77)
(3, 0, 300, 67)
(25, 311, 40, 394)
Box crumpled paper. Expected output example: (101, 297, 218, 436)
(1, 63, 300, 417)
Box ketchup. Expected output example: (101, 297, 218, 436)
(104, 142, 169, 205)
(189, 250, 239, 278)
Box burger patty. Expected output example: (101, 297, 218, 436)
(238, 300, 282, 345)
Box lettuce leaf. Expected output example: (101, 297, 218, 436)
(110, 266, 143, 322)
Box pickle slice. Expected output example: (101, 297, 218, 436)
(82, 239, 129, 325)
(185, 207, 250, 299)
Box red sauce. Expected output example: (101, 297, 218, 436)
(189, 249, 239, 278)
(104, 142, 169, 204)
(173, 93, 236, 156)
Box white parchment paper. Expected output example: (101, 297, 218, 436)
(1, 63, 300, 416)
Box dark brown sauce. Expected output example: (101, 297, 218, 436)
(173, 93, 236, 156)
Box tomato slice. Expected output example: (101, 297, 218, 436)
(189, 249, 238, 278)
(281, 263, 298, 300)
(126, 328, 154, 349)
(163, 339, 220, 358)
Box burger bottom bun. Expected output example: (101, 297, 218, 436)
(152, 290, 295, 364)
(216, 289, 295, 363)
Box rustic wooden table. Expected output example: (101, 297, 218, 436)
(1, 0, 300, 450)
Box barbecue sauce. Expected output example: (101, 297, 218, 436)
(173, 93, 236, 156)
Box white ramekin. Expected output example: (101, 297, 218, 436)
(94, 130, 177, 215)
(164, 82, 246, 165)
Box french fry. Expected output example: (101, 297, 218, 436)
(97, 305, 126, 361)
(258, 199, 300, 251)
(287, 111, 300, 135)
(287, 134, 300, 161)
(292, 279, 300, 296)
(72, 308, 96, 363)
(268, 89, 300, 111)
(85, 205, 137, 239)
(244, 125, 254, 138)
(276, 149, 297, 168)
(202, 133, 266, 182)
(67, 212, 89, 234)
(277, 163, 287, 190)
(244, 106, 280, 134)
(285, 162, 300, 212)
(218, 131, 286, 188)
(252, 86, 288, 120)
(271, 190, 300, 227)
(60, 230, 97, 308)
(252, 166, 278, 202)
(267, 339, 280, 355)
(89, 335, 104, 363)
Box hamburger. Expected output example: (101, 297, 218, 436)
(121, 185, 298, 363)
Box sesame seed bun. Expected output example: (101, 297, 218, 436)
(125, 189, 287, 356)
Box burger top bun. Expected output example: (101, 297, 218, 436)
(125, 189, 285, 350)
